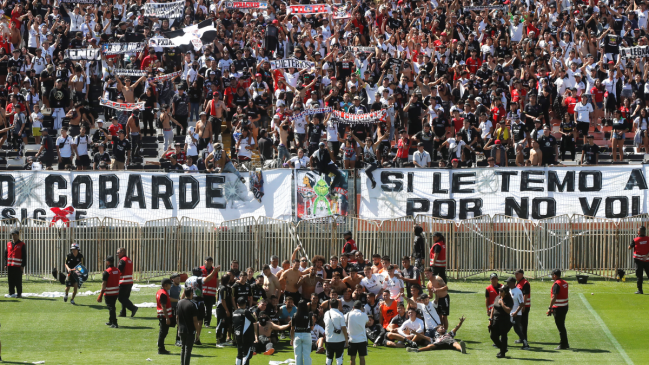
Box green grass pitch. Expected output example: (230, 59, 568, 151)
(0, 273, 647, 365)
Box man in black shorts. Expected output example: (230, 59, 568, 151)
(346, 301, 369, 365)
(64, 243, 84, 304)
(233, 297, 258, 365)
(407, 316, 467, 353)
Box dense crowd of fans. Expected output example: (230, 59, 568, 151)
(2, 0, 649, 172)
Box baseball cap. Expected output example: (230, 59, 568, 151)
(490, 273, 498, 279)
(170, 273, 180, 279)
(10, 228, 20, 235)
(255, 73, 262, 77)
(495, 140, 502, 145)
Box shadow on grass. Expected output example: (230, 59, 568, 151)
(507, 357, 554, 362)
(526, 347, 558, 353)
(20, 297, 57, 301)
(529, 342, 560, 345)
(571, 348, 610, 353)
(447, 289, 478, 294)
(119, 326, 154, 330)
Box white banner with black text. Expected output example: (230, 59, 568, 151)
(0, 171, 293, 224)
(359, 167, 649, 221)
(143, 0, 185, 18)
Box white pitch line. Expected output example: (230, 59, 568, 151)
(579, 293, 634, 365)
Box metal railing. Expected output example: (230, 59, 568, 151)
(1, 214, 642, 280)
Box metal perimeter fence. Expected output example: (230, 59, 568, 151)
(0, 213, 645, 281)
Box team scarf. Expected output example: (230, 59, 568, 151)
(620, 46, 649, 59)
(147, 70, 182, 83)
(288, 4, 331, 15)
(330, 110, 386, 125)
(65, 48, 101, 60)
(100, 99, 145, 111)
(342, 46, 374, 54)
(222, 1, 268, 9)
(114, 69, 148, 76)
(463, 5, 508, 12)
(102, 42, 145, 55)
(148, 37, 176, 48)
(143, 0, 185, 18)
(270, 58, 315, 70)
(289, 107, 333, 121)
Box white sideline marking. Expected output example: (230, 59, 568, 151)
(579, 293, 633, 365)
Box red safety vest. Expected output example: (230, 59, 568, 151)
(119, 256, 134, 285)
(343, 239, 358, 263)
(551, 279, 569, 308)
(201, 266, 217, 297)
(156, 288, 172, 318)
(104, 267, 121, 296)
(516, 278, 531, 307)
(486, 284, 501, 310)
(6, 241, 25, 267)
(633, 236, 649, 262)
(430, 240, 446, 267)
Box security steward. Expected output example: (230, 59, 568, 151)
(515, 269, 531, 349)
(156, 278, 174, 355)
(97, 256, 121, 328)
(177, 286, 200, 365)
(200, 257, 218, 327)
(342, 231, 358, 263)
(430, 232, 447, 284)
(233, 297, 259, 365)
(117, 248, 138, 317)
(548, 269, 569, 350)
(5, 228, 26, 298)
(485, 273, 502, 316)
(629, 226, 649, 294)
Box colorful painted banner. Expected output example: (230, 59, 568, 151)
(222, 1, 268, 9)
(330, 110, 387, 125)
(147, 71, 182, 83)
(100, 99, 146, 111)
(288, 4, 331, 14)
(295, 170, 349, 221)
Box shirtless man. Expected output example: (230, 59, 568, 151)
(204, 92, 229, 138)
(159, 104, 183, 151)
(371, 254, 383, 274)
(195, 112, 212, 151)
(116, 75, 146, 103)
(290, 246, 310, 274)
(515, 143, 526, 166)
(280, 259, 303, 304)
(529, 140, 543, 166)
(343, 268, 362, 289)
(425, 268, 450, 331)
(277, 119, 292, 165)
(263, 264, 282, 299)
(65, 102, 84, 137)
(255, 311, 291, 356)
(125, 112, 142, 157)
(297, 269, 326, 300)
(69, 65, 87, 102)
(330, 272, 348, 295)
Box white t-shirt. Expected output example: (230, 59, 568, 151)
(574, 102, 593, 123)
(56, 135, 73, 158)
(417, 301, 442, 330)
(382, 276, 404, 299)
(345, 309, 369, 343)
(413, 150, 431, 167)
(361, 274, 385, 295)
(183, 163, 199, 171)
(324, 309, 346, 343)
(397, 317, 425, 337)
(310, 324, 325, 342)
(185, 133, 199, 156)
(510, 287, 524, 321)
(72, 135, 90, 156)
(270, 265, 282, 276)
(446, 138, 466, 159)
(289, 155, 309, 169)
(326, 121, 339, 142)
(479, 120, 493, 139)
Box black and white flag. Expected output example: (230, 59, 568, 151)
(148, 37, 176, 48)
(270, 58, 315, 69)
(102, 42, 146, 55)
(114, 69, 148, 76)
(342, 46, 374, 53)
(65, 48, 101, 61)
(143, 0, 184, 18)
(620, 46, 649, 59)
(463, 5, 508, 12)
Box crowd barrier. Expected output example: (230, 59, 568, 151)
(0, 214, 644, 281)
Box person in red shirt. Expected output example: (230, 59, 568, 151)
(107, 117, 123, 140)
(563, 89, 578, 116)
(466, 50, 482, 74)
(451, 108, 464, 133)
(491, 99, 506, 124)
(510, 81, 527, 109)
(11, 4, 28, 30)
(140, 48, 157, 70)
(393, 129, 411, 167)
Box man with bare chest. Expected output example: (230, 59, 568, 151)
(205, 92, 228, 140)
(116, 75, 146, 103)
(126, 113, 142, 158)
(529, 140, 543, 166)
(195, 112, 212, 151)
(425, 268, 450, 330)
(280, 260, 302, 304)
(329, 272, 348, 295)
(298, 269, 325, 300)
(343, 268, 362, 289)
